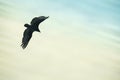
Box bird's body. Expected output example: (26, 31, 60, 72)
(21, 16, 49, 49)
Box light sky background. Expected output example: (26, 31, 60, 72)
(0, 0, 120, 80)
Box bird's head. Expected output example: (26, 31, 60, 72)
(24, 24, 31, 27)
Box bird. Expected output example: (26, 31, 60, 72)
(21, 16, 49, 49)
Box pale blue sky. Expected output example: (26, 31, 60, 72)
(0, 0, 120, 80)
(0, 0, 120, 53)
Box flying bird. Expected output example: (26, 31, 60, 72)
(21, 16, 49, 49)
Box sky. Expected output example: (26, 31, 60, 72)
(0, 0, 120, 80)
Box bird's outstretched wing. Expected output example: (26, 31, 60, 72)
(30, 16, 49, 26)
(21, 28, 33, 49)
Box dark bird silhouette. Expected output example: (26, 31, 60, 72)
(21, 16, 49, 49)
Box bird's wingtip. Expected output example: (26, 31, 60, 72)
(46, 16, 49, 19)
(21, 43, 27, 49)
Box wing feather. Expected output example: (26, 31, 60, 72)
(30, 16, 48, 26)
(21, 28, 33, 49)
